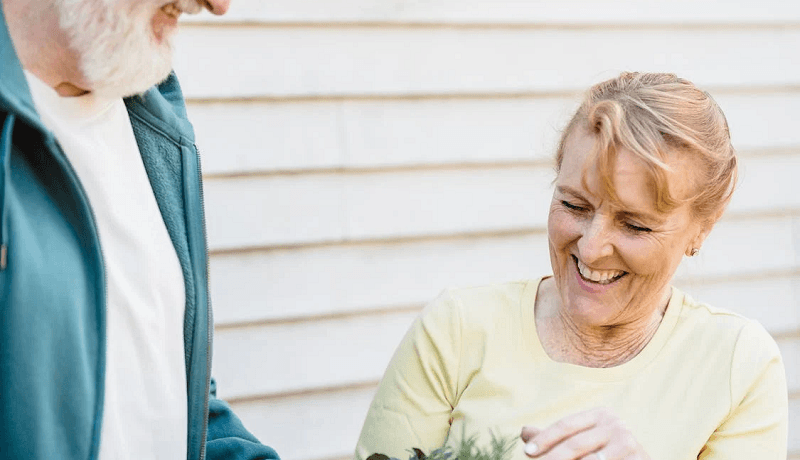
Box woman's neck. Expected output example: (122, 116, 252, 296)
(535, 278, 669, 368)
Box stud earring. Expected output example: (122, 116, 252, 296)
(689, 248, 700, 257)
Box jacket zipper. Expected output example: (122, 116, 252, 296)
(0, 114, 15, 270)
(194, 143, 212, 460)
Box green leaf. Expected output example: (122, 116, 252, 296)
(370, 428, 517, 460)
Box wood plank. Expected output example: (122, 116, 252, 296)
(229, 386, 376, 460)
(172, 27, 800, 99)
(190, 93, 800, 176)
(729, 154, 800, 217)
(212, 310, 417, 400)
(777, 337, 800, 395)
(203, 166, 554, 250)
(675, 216, 797, 280)
(210, 218, 800, 326)
(181, 0, 800, 25)
(191, 96, 573, 175)
(674, 275, 800, 337)
(792, 396, 800, 454)
(210, 233, 551, 325)
(203, 155, 800, 250)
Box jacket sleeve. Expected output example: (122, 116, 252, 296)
(205, 378, 281, 460)
(699, 321, 788, 459)
(354, 290, 464, 460)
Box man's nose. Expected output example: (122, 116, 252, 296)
(202, 0, 230, 15)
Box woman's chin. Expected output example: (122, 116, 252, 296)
(562, 297, 616, 326)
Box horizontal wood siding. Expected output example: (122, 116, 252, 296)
(174, 4, 800, 459)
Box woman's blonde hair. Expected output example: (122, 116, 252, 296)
(556, 72, 738, 223)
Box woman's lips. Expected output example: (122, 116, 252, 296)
(572, 255, 626, 293)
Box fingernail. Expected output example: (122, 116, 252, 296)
(524, 442, 538, 456)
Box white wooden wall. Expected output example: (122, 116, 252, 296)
(174, 2, 800, 459)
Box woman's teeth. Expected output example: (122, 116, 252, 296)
(575, 257, 625, 285)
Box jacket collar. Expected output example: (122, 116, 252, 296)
(0, 4, 45, 132)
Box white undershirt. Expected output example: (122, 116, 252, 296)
(25, 72, 188, 460)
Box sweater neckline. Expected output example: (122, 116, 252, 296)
(519, 276, 684, 382)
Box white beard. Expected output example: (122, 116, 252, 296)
(55, 0, 200, 99)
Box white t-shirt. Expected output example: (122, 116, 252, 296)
(25, 72, 189, 460)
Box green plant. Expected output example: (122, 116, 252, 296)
(367, 429, 516, 460)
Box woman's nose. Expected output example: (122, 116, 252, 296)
(202, 0, 230, 15)
(578, 215, 614, 263)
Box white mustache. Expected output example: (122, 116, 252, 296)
(172, 0, 203, 15)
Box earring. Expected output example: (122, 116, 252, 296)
(689, 248, 700, 257)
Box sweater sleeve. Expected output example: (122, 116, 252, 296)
(699, 321, 788, 460)
(354, 290, 464, 460)
(205, 378, 281, 460)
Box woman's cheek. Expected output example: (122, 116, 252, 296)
(618, 235, 667, 277)
(548, 209, 581, 248)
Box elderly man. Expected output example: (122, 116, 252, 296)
(0, 0, 278, 459)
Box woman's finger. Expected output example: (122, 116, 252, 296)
(523, 408, 605, 457)
(529, 426, 608, 460)
(521, 426, 541, 443)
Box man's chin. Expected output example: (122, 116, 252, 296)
(82, 57, 174, 99)
(91, 75, 171, 99)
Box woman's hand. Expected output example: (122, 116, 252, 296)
(520, 407, 651, 460)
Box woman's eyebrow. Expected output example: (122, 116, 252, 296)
(617, 209, 665, 225)
(555, 185, 584, 198)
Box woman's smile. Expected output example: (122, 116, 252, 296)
(570, 254, 628, 296)
(573, 255, 627, 285)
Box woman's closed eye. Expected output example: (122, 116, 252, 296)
(561, 200, 588, 212)
(623, 221, 652, 233)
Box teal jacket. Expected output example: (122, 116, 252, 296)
(0, 7, 278, 460)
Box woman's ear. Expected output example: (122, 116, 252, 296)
(686, 221, 714, 257)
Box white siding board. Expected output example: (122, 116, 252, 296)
(205, 174, 348, 249)
(183, 0, 800, 25)
(792, 397, 800, 454)
(729, 154, 800, 215)
(173, 28, 800, 99)
(724, 93, 800, 152)
(674, 275, 800, 336)
(675, 216, 797, 279)
(778, 337, 800, 394)
(191, 93, 800, 176)
(213, 310, 417, 399)
(229, 387, 375, 460)
(204, 167, 554, 250)
(210, 219, 799, 326)
(339, 97, 567, 170)
(193, 100, 345, 174)
(210, 233, 551, 325)
(189, 96, 576, 174)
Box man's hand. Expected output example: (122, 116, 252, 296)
(520, 407, 651, 460)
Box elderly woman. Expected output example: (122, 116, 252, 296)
(354, 72, 788, 460)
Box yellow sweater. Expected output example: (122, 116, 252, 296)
(355, 278, 788, 460)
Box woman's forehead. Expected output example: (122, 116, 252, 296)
(558, 128, 696, 215)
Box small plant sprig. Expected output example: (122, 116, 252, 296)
(367, 429, 516, 460)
